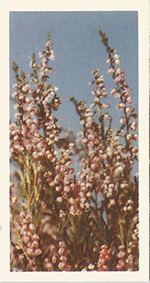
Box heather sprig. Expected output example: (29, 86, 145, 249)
(10, 31, 138, 271)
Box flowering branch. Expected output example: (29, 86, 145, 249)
(10, 30, 139, 271)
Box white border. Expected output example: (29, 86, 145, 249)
(0, 0, 149, 281)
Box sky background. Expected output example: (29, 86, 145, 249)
(9, 11, 138, 136)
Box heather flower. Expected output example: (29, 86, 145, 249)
(117, 250, 125, 258)
(12, 91, 19, 98)
(111, 88, 117, 95)
(45, 262, 54, 271)
(96, 75, 104, 84)
(101, 103, 110, 109)
(29, 223, 35, 233)
(130, 121, 138, 131)
(94, 97, 99, 104)
(114, 75, 122, 83)
(125, 106, 134, 114)
(108, 67, 114, 74)
(114, 59, 120, 65)
(114, 91, 121, 99)
(116, 102, 126, 109)
(106, 57, 110, 63)
(22, 84, 30, 92)
(117, 259, 125, 270)
(88, 263, 95, 270)
(120, 116, 127, 124)
(126, 96, 132, 103)
(108, 199, 116, 208)
(113, 54, 119, 59)
(101, 91, 107, 97)
(81, 137, 88, 144)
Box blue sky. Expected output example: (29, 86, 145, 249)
(10, 11, 138, 134)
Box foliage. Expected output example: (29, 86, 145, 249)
(10, 30, 138, 271)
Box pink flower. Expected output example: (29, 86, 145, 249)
(88, 263, 95, 270)
(108, 67, 114, 74)
(120, 116, 126, 124)
(29, 223, 35, 232)
(22, 84, 30, 93)
(111, 88, 117, 95)
(116, 67, 123, 74)
(23, 236, 30, 244)
(113, 54, 120, 59)
(59, 210, 66, 218)
(132, 146, 138, 153)
(56, 197, 63, 203)
(58, 247, 65, 256)
(126, 96, 132, 103)
(130, 122, 137, 131)
(101, 103, 110, 109)
(126, 254, 133, 266)
(94, 98, 99, 104)
(114, 59, 120, 65)
(133, 134, 138, 141)
(88, 134, 95, 141)
(114, 75, 122, 83)
(58, 262, 65, 270)
(32, 241, 39, 248)
(59, 241, 65, 248)
(96, 75, 104, 84)
(117, 259, 125, 270)
(101, 92, 107, 97)
(12, 91, 19, 98)
(120, 183, 128, 190)
(81, 138, 88, 144)
(106, 57, 110, 63)
(52, 256, 57, 264)
(114, 91, 121, 99)
(45, 262, 53, 271)
(49, 54, 55, 61)
(116, 102, 126, 109)
(25, 214, 32, 223)
(125, 106, 134, 114)
(60, 256, 67, 263)
(38, 51, 43, 59)
(117, 250, 125, 258)
(26, 248, 34, 257)
(114, 165, 124, 176)
(32, 234, 40, 241)
(109, 199, 116, 206)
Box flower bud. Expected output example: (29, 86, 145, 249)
(32, 234, 40, 241)
(34, 248, 42, 256)
(29, 223, 35, 232)
(45, 262, 53, 271)
(32, 241, 39, 248)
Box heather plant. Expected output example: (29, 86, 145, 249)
(10, 30, 138, 271)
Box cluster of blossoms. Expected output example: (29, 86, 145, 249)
(10, 31, 138, 271)
(97, 245, 112, 271)
(10, 206, 42, 271)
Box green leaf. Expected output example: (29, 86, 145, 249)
(68, 227, 75, 241)
(79, 235, 85, 244)
(32, 53, 36, 63)
(47, 32, 51, 41)
(12, 61, 18, 72)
